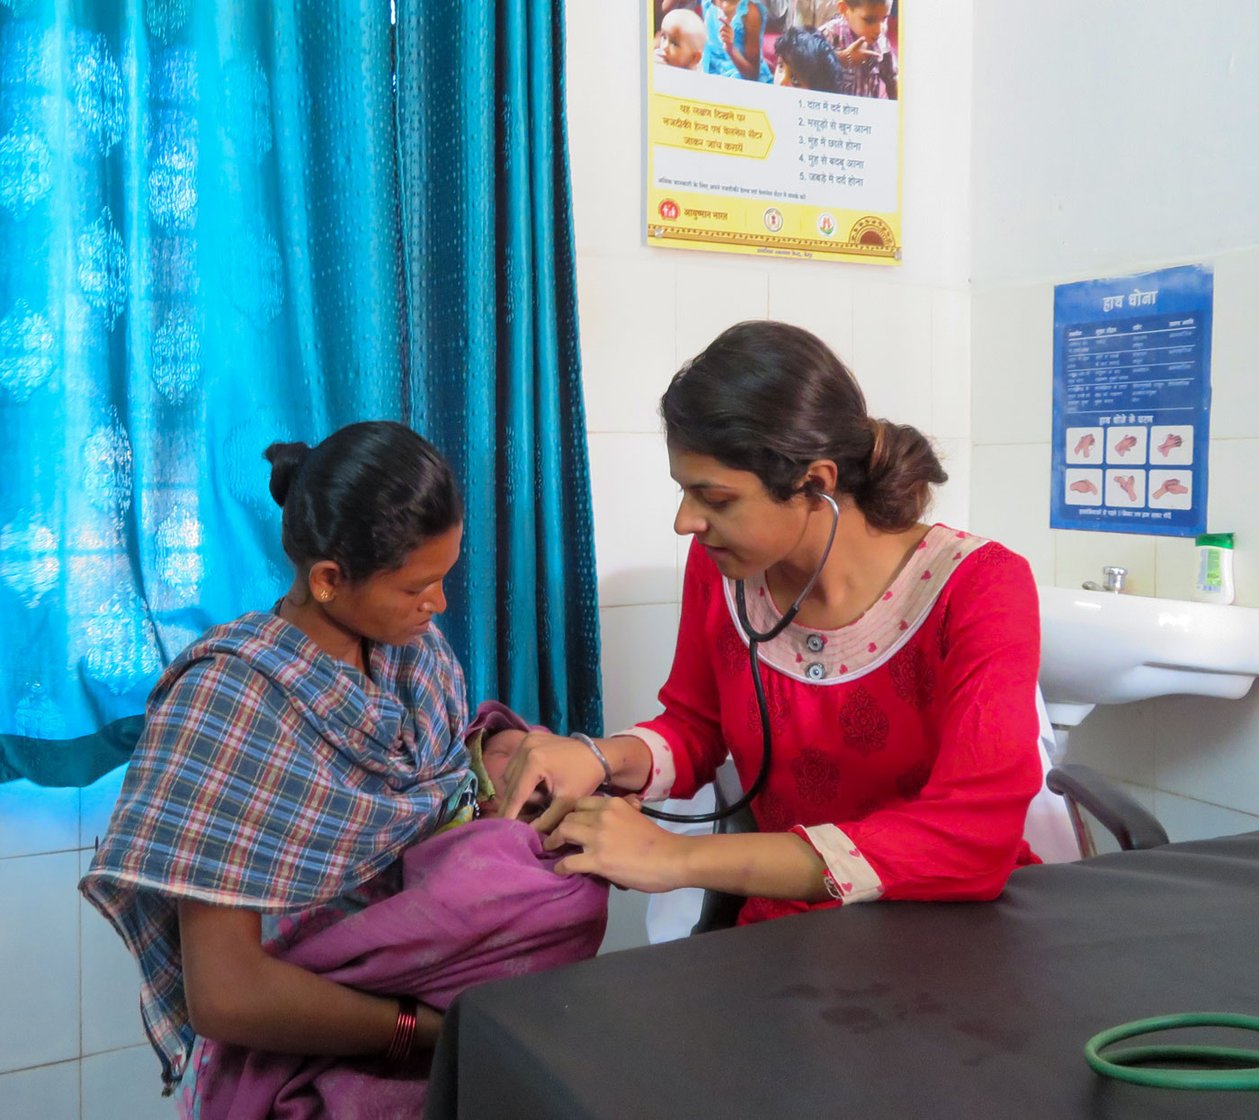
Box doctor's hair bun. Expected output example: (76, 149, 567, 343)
(859, 420, 947, 533)
(663, 321, 946, 532)
(263, 441, 312, 508)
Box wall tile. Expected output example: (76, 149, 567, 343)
(1059, 699, 1157, 790)
(0, 852, 81, 1073)
(0, 1060, 78, 1120)
(1201, 438, 1259, 609)
(81, 1045, 178, 1120)
(1149, 689, 1259, 818)
(564, 0, 645, 256)
(1053, 530, 1158, 598)
(80, 765, 127, 851)
(850, 284, 934, 432)
(577, 253, 678, 434)
(1207, 247, 1259, 441)
(673, 260, 769, 367)
(1151, 790, 1259, 845)
(0, 780, 79, 860)
(766, 266, 855, 361)
(930, 288, 971, 440)
(929, 437, 971, 532)
(971, 283, 1054, 446)
(598, 604, 680, 735)
(969, 443, 1054, 582)
(588, 433, 680, 607)
(1153, 535, 1201, 603)
(79, 851, 148, 1056)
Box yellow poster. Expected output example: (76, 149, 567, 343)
(646, 1, 902, 264)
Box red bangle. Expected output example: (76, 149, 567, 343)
(384, 996, 419, 1065)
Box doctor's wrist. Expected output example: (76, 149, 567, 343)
(602, 734, 654, 793)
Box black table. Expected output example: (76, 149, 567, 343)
(428, 834, 1259, 1119)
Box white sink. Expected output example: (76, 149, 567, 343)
(1038, 586, 1259, 728)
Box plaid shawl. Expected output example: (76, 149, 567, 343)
(79, 611, 472, 1091)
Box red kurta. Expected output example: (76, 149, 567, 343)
(630, 525, 1044, 924)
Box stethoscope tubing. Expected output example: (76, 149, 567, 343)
(641, 493, 840, 825)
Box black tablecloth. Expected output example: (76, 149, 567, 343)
(427, 833, 1259, 1119)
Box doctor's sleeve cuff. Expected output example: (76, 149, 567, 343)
(791, 824, 885, 905)
(613, 725, 676, 802)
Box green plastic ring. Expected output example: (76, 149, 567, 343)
(1085, 1013, 1259, 1091)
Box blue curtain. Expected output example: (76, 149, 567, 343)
(0, 0, 601, 787)
(396, 1, 602, 737)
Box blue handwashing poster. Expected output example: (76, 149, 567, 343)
(1051, 263, 1212, 536)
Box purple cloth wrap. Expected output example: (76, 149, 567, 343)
(195, 818, 608, 1119)
(464, 698, 545, 738)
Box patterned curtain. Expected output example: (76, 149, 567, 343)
(0, 0, 601, 786)
(396, 1, 602, 736)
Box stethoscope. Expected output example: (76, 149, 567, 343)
(641, 492, 841, 825)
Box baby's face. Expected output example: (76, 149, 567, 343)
(478, 729, 545, 822)
(842, 1, 890, 43)
(659, 11, 704, 68)
(480, 729, 524, 791)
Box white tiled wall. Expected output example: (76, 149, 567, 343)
(970, 247, 1259, 839)
(966, 1, 1259, 839)
(0, 769, 178, 1117)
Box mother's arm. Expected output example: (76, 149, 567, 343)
(178, 901, 440, 1058)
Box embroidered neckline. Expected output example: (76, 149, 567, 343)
(721, 524, 991, 684)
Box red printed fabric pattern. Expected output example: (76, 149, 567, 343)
(636, 526, 1045, 924)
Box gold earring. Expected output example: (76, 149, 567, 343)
(318, 589, 333, 603)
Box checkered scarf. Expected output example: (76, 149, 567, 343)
(79, 612, 472, 1090)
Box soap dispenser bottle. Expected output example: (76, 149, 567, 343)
(1192, 532, 1235, 605)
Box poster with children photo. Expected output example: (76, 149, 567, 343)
(647, 1, 903, 263)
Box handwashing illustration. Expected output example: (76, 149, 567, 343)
(1156, 432, 1183, 458)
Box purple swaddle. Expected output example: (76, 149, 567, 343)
(195, 817, 608, 1119)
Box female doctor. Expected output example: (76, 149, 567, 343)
(500, 320, 1046, 923)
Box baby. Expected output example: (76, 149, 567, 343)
(477, 727, 530, 817)
(656, 8, 707, 70)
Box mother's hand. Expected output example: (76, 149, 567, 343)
(497, 731, 608, 831)
(544, 796, 689, 894)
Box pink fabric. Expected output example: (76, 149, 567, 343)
(195, 818, 608, 1119)
(464, 697, 545, 738)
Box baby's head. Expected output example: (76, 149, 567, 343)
(658, 9, 706, 69)
(774, 27, 843, 93)
(840, 0, 891, 43)
(477, 728, 524, 818)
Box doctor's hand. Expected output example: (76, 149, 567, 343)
(497, 731, 608, 832)
(544, 796, 688, 894)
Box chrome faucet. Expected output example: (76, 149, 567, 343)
(1083, 566, 1127, 593)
